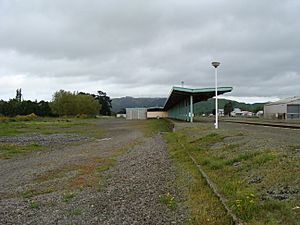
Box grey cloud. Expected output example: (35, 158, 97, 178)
(0, 0, 300, 101)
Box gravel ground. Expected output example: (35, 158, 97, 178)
(83, 135, 186, 225)
(0, 133, 89, 145)
(0, 119, 186, 225)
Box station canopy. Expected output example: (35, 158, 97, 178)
(163, 86, 233, 111)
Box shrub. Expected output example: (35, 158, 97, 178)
(15, 113, 38, 121)
(76, 114, 89, 119)
(0, 116, 9, 122)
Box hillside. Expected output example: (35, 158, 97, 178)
(194, 98, 265, 114)
(111, 97, 166, 113)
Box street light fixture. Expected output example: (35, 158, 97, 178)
(212, 61, 220, 129)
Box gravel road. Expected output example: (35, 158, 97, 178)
(0, 119, 186, 225)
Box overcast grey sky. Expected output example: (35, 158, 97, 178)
(0, 0, 299, 103)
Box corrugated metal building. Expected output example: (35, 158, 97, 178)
(126, 108, 147, 120)
(264, 96, 300, 120)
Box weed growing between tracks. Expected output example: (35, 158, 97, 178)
(166, 122, 300, 224)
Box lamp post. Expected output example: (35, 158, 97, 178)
(212, 61, 220, 129)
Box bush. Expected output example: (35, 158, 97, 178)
(0, 116, 9, 122)
(76, 114, 89, 119)
(15, 113, 38, 121)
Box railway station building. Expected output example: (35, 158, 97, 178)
(126, 86, 233, 121)
(264, 96, 300, 120)
(163, 86, 233, 122)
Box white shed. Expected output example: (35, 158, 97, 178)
(264, 96, 300, 120)
(126, 108, 147, 120)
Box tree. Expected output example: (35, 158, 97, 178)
(253, 105, 263, 113)
(50, 90, 101, 116)
(224, 101, 234, 116)
(95, 91, 112, 116)
(16, 88, 22, 102)
(36, 101, 54, 116)
(78, 91, 112, 115)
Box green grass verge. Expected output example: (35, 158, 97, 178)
(164, 132, 233, 225)
(143, 119, 171, 136)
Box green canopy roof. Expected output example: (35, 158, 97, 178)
(164, 86, 233, 110)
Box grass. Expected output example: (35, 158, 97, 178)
(160, 192, 176, 210)
(224, 151, 260, 166)
(0, 117, 103, 137)
(21, 187, 55, 198)
(63, 192, 76, 203)
(164, 132, 232, 225)
(96, 158, 116, 172)
(143, 119, 171, 136)
(190, 133, 225, 147)
(29, 200, 40, 209)
(66, 207, 82, 216)
(165, 122, 300, 224)
(0, 142, 42, 159)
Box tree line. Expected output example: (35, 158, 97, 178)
(0, 89, 112, 117)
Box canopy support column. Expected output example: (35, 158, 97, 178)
(190, 95, 193, 123)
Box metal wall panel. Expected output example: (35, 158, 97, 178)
(287, 104, 300, 113)
(126, 108, 147, 120)
(287, 104, 300, 119)
(167, 97, 191, 121)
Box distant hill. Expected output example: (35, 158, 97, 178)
(112, 96, 265, 114)
(194, 98, 265, 114)
(111, 97, 166, 113)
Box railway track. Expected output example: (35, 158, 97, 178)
(223, 119, 300, 129)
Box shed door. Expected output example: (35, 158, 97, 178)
(287, 104, 300, 119)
